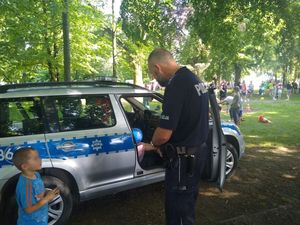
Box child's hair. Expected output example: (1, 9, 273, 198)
(12, 147, 36, 171)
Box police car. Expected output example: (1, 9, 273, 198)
(0, 81, 245, 225)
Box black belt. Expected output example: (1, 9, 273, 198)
(175, 146, 198, 155)
(175, 142, 207, 155)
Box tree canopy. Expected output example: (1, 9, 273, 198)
(0, 0, 299, 84)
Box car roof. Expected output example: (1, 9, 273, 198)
(0, 81, 153, 99)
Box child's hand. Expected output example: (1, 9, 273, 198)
(44, 188, 60, 202)
(139, 142, 157, 151)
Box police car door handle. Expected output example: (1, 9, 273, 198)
(57, 142, 76, 150)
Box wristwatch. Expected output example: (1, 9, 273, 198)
(150, 141, 155, 148)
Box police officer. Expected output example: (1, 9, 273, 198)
(148, 49, 209, 225)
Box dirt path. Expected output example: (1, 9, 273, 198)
(69, 146, 300, 225)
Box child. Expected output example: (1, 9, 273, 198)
(229, 86, 241, 125)
(12, 147, 59, 225)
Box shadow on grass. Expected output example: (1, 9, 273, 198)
(68, 144, 300, 225)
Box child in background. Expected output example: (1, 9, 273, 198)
(230, 86, 241, 125)
(12, 147, 59, 225)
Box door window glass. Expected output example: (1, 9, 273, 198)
(0, 97, 44, 137)
(134, 97, 162, 113)
(43, 95, 116, 132)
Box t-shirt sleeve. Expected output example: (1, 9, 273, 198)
(159, 79, 185, 131)
(16, 177, 30, 209)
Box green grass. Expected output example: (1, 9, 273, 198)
(221, 93, 300, 149)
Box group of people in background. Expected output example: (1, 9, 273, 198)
(145, 77, 299, 126)
(217, 78, 300, 126)
(259, 79, 299, 101)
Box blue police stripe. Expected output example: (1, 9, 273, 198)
(221, 124, 241, 135)
(0, 133, 134, 168)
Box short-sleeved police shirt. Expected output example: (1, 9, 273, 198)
(159, 67, 209, 147)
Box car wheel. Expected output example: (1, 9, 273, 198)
(2, 194, 18, 225)
(43, 176, 73, 225)
(226, 143, 238, 178)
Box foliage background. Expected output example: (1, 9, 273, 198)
(0, 0, 299, 84)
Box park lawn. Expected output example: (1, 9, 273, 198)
(221, 93, 300, 149)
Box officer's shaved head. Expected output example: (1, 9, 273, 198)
(148, 48, 180, 87)
(148, 48, 175, 66)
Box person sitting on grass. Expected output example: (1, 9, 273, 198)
(12, 147, 60, 225)
(229, 86, 241, 125)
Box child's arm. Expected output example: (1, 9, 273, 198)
(24, 188, 59, 214)
(138, 142, 157, 151)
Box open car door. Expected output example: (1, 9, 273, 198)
(208, 88, 227, 190)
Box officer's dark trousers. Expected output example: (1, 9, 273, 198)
(165, 144, 208, 225)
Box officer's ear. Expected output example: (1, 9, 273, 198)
(154, 64, 163, 74)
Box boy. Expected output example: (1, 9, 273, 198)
(12, 147, 60, 225)
(229, 86, 241, 125)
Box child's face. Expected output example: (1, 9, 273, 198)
(22, 150, 42, 172)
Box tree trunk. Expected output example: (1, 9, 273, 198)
(42, 1, 54, 82)
(62, 0, 71, 81)
(234, 63, 242, 86)
(282, 65, 287, 85)
(133, 60, 143, 86)
(295, 65, 299, 81)
(112, 0, 117, 77)
(274, 72, 278, 82)
(47, 58, 55, 82)
(53, 42, 59, 82)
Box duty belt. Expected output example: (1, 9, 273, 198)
(175, 146, 199, 155)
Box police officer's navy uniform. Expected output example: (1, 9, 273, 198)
(160, 67, 209, 225)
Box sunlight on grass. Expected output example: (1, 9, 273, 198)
(221, 94, 300, 150)
(262, 111, 279, 114)
(281, 174, 297, 180)
(200, 188, 240, 198)
(245, 135, 261, 139)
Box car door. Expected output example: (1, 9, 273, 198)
(208, 88, 227, 190)
(0, 97, 51, 179)
(42, 94, 136, 191)
(117, 93, 165, 177)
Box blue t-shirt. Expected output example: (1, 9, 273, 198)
(16, 172, 48, 225)
(160, 67, 209, 146)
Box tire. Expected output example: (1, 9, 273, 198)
(43, 175, 73, 225)
(2, 194, 18, 225)
(226, 143, 239, 178)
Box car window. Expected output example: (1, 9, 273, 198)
(0, 97, 44, 137)
(121, 96, 162, 114)
(120, 98, 134, 113)
(43, 95, 116, 132)
(134, 97, 162, 113)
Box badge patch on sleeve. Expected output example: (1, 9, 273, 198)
(161, 115, 170, 120)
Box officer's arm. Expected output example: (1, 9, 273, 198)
(152, 127, 172, 147)
(152, 76, 185, 147)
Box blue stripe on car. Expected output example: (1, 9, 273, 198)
(221, 123, 241, 135)
(0, 133, 134, 168)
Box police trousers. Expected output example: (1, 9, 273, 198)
(165, 143, 208, 225)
